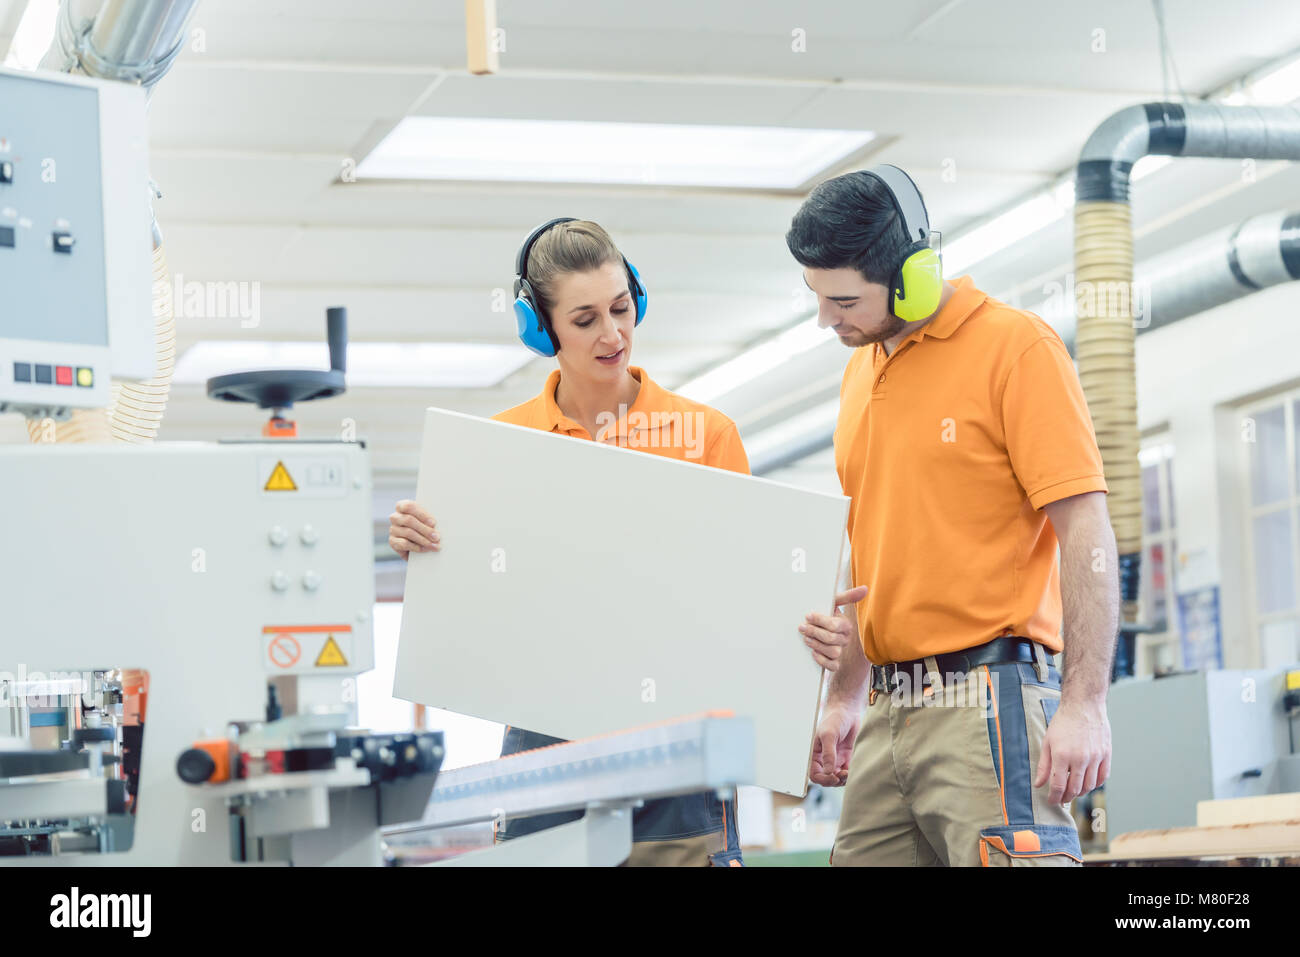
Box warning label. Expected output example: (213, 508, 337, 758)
(261, 625, 353, 674)
(315, 635, 348, 667)
(264, 461, 297, 491)
(267, 633, 302, 668)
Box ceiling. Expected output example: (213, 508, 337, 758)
(4, 0, 1300, 541)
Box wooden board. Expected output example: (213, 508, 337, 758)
(1103, 820, 1300, 860)
(394, 408, 850, 795)
(1197, 792, 1300, 827)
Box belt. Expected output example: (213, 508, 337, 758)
(870, 637, 1039, 693)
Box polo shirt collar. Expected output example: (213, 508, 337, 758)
(539, 366, 669, 437)
(899, 274, 986, 347)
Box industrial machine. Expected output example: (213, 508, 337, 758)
(1105, 667, 1300, 841)
(0, 59, 447, 865)
(0, 30, 755, 866)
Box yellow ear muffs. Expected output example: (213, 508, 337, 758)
(893, 245, 943, 322)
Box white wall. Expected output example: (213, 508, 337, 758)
(1136, 280, 1300, 669)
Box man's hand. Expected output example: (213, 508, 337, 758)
(1034, 697, 1111, 805)
(389, 500, 440, 561)
(809, 697, 863, 787)
(799, 585, 868, 672)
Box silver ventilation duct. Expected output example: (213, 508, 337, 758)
(1131, 210, 1300, 335)
(40, 0, 199, 91)
(1054, 210, 1300, 350)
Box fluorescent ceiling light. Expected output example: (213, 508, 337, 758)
(3, 0, 59, 70)
(744, 398, 841, 463)
(357, 117, 875, 190)
(676, 318, 832, 403)
(1225, 55, 1300, 105)
(944, 186, 1073, 275)
(943, 157, 1173, 276)
(174, 341, 533, 389)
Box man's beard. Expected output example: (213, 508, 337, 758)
(838, 314, 907, 347)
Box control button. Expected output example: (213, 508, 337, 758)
(0, 161, 11, 184)
(300, 524, 318, 546)
(301, 571, 321, 592)
(13, 362, 30, 383)
(34, 364, 52, 384)
(270, 571, 290, 592)
(52, 230, 74, 254)
(75, 367, 92, 387)
(0, 225, 13, 248)
(268, 526, 288, 547)
(55, 365, 72, 386)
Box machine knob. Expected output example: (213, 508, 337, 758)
(302, 570, 321, 591)
(176, 748, 216, 784)
(300, 524, 318, 546)
(270, 571, 290, 591)
(268, 525, 288, 546)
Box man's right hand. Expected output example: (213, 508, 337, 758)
(809, 697, 863, 788)
(800, 585, 868, 672)
(389, 500, 439, 561)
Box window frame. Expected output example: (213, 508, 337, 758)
(1239, 390, 1300, 668)
(1137, 434, 1179, 675)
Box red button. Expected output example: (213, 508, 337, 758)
(55, 365, 72, 385)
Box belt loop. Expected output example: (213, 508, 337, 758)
(1031, 640, 1048, 683)
(923, 655, 944, 695)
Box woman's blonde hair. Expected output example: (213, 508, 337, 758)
(524, 220, 625, 319)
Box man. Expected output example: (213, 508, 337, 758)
(788, 166, 1119, 866)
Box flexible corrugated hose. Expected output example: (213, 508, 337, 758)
(27, 243, 174, 444)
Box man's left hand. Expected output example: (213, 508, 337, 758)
(1034, 698, 1111, 805)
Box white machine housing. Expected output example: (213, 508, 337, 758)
(0, 441, 376, 864)
(0, 67, 154, 418)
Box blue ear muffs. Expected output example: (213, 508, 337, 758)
(627, 260, 648, 324)
(513, 218, 647, 358)
(513, 275, 557, 357)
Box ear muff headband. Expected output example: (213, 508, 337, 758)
(863, 165, 943, 322)
(512, 218, 647, 357)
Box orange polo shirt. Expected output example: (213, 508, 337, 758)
(493, 366, 749, 476)
(834, 275, 1107, 664)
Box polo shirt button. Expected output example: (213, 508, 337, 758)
(878, 373, 886, 384)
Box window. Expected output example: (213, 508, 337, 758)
(1137, 438, 1178, 675)
(1241, 391, 1300, 668)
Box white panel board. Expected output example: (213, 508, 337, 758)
(394, 408, 850, 796)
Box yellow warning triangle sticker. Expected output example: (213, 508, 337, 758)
(264, 460, 297, 491)
(315, 635, 347, 667)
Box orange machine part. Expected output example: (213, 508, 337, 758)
(189, 738, 234, 783)
(263, 416, 298, 438)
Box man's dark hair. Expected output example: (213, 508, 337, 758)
(785, 171, 912, 286)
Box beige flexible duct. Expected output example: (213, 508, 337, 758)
(27, 243, 174, 444)
(1073, 202, 1141, 617)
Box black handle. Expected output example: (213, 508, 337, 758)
(327, 306, 347, 373)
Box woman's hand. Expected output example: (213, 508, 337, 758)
(389, 500, 440, 561)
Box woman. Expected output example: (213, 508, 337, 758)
(389, 218, 749, 866)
